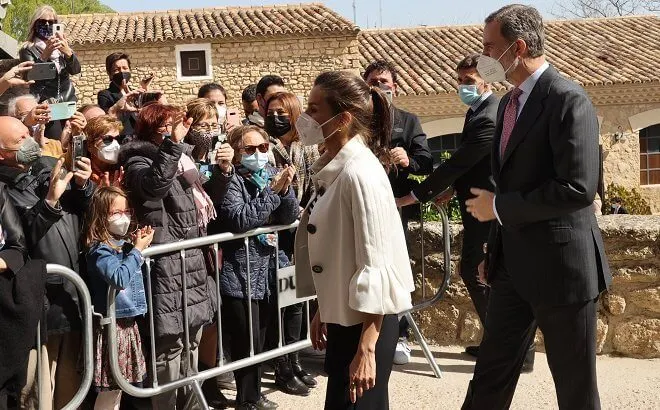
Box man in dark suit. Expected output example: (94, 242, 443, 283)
(462, 5, 611, 409)
(364, 60, 433, 365)
(396, 53, 506, 357)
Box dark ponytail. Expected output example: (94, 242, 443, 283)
(314, 71, 393, 170)
(369, 87, 393, 171)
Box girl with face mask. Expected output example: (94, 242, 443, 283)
(84, 186, 154, 410)
(85, 115, 124, 186)
(205, 125, 299, 410)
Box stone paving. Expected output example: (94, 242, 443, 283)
(253, 345, 660, 410)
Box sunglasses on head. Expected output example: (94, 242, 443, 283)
(243, 143, 269, 155)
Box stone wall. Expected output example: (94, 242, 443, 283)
(407, 215, 660, 358)
(597, 103, 660, 213)
(70, 35, 360, 108)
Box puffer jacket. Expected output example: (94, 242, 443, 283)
(119, 138, 224, 338)
(208, 165, 299, 300)
(0, 157, 94, 334)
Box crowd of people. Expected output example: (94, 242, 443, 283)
(0, 3, 612, 410)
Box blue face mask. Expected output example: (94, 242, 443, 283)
(458, 85, 482, 106)
(240, 152, 269, 172)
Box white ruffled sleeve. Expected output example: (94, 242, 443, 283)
(345, 170, 415, 315)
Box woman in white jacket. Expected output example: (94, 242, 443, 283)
(294, 71, 415, 409)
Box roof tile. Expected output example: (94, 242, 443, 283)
(61, 3, 358, 45)
(359, 15, 660, 95)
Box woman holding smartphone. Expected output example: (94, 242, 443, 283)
(19, 5, 80, 103)
(295, 71, 415, 409)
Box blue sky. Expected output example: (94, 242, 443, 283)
(102, 0, 559, 27)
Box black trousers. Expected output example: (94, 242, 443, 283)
(324, 315, 398, 410)
(221, 297, 268, 405)
(462, 265, 600, 410)
(458, 205, 492, 326)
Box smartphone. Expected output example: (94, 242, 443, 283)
(49, 101, 77, 121)
(136, 91, 162, 108)
(208, 136, 227, 165)
(26, 62, 57, 81)
(52, 24, 64, 36)
(226, 108, 241, 128)
(65, 135, 88, 172)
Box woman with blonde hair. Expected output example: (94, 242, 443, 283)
(185, 98, 222, 167)
(19, 5, 81, 103)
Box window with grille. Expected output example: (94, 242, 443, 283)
(640, 124, 660, 185)
(175, 44, 212, 81)
(428, 133, 462, 168)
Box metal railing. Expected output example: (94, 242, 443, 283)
(400, 201, 453, 378)
(42, 264, 95, 410)
(105, 223, 308, 409)
(92, 202, 452, 406)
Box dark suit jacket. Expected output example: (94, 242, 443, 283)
(487, 65, 611, 307)
(413, 94, 499, 203)
(388, 107, 433, 197)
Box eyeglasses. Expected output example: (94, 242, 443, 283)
(109, 209, 133, 219)
(37, 19, 58, 25)
(156, 123, 173, 132)
(243, 143, 269, 155)
(193, 123, 219, 131)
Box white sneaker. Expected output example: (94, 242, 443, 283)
(393, 338, 411, 365)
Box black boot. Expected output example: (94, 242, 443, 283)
(290, 352, 317, 388)
(274, 356, 310, 396)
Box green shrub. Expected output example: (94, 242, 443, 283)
(408, 153, 462, 223)
(604, 183, 651, 215)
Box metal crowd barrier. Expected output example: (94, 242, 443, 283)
(400, 201, 453, 379)
(41, 264, 95, 410)
(105, 223, 308, 409)
(95, 204, 452, 407)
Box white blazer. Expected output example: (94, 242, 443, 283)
(295, 136, 415, 327)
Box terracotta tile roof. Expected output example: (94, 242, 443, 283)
(61, 3, 358, 45)
(358, 15, 660, 96)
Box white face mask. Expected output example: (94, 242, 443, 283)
(107, 214, 131, 237)
(295, 112, 342, 147)
(98, 140, 120, 164)
(216, 104, 227, 123)
(476, 42, 518, 83)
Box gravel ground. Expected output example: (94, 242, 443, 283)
(239, 345, 660, 410)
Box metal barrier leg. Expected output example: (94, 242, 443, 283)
(184, 379, 209, 410)
(405, 312, 442, 378)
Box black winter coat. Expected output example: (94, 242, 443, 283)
(119, 139, 223, 338)
(0, 157, 94, 334)
(208, 166, 299, 300)
(19, 45, 81, 103)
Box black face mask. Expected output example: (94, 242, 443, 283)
(265, 115, 291, 138)
(111, 71, 131, 86)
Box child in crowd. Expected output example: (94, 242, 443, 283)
(84, 186, 154, 410)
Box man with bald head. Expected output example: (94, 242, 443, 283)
(0, 116, 95, 409)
